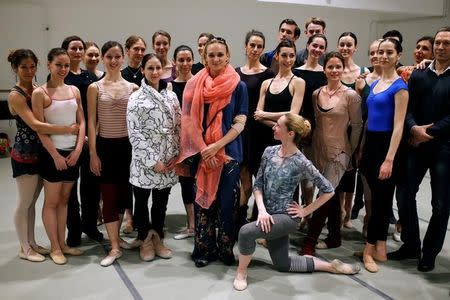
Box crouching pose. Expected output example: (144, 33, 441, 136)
(234, 113, 360, 291)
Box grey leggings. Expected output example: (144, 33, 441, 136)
(238, 214, 314, 273)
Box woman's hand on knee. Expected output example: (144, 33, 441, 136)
(256, 212, 275, 233)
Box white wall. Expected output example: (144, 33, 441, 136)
(1, 0, 383, 88)
(375, 1, 450, 65)
(1, 0, 448, 90)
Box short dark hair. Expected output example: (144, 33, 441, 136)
(8, 49, 38, 70)
(324, 51, 345, 69)
(61, 35, 86, 51)
(382, 30, 403, 44)
(305, 17, 326, 30)
(434, 26, 450, 38)
(279, 18, 300, 39)
(338, 32, 358, 46)
(275, 39, 296, 54)
(173, 45, 194, 61)
(245, 30, 266, 48)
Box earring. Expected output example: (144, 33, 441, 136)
(35, 75, 37, 82)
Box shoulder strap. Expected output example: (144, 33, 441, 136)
(11, 85, 29, 99)
(287, 74, 295, 85)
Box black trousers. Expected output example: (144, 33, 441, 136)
(396, 141, 450, 259)
(67, 144, 101, 239)
(133, 186, 171, 240)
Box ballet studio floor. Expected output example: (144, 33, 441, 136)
(0, 153, 449, 300)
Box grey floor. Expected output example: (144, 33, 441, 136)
(0, 155, 449, 299)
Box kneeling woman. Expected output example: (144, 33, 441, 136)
(233, 113, 360, 291)
(127, 53, 181, 261)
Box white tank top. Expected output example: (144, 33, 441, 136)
(42, 87, 78, 150)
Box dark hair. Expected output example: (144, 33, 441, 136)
(85, 41, 99, 50)
(306, 33, 328, 49)
(203, 37, 231, 60)
(125, 35, 146, 49)
(198, 32, 215, 42)
(47, 48, 68, 62)
(338, 32, 358, 46)
(434, 26, 450, 38)
(305, 17, 326, 30)
(324, 51, 345, 69)
(152, 30, 171, 45)
(101, 41, 124, 56)
(173, 45, 194, 61)
(279, 18, 301, 39)
(61, 35, 86, 51)
(382, 30, 403, 44)
(7, 49, 38, 69)
(275, 39, 296, 54)
(416, 35, 434, 46)
(379, 37, 403, 54)
(245, 30, 266, 48)
(141, 53, 162, 68)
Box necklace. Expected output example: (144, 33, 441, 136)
(127, 66, 141, 79)
(324, 83, 342, 98)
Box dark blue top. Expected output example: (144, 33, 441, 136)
(406, 66, 450, 142)
(202, 81, 248, 163)
(367, 78, 408, 132)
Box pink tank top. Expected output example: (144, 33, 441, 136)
(96, 80, 133, 138)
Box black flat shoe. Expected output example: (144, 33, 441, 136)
(84, 229, 104, 242)
(418, 257, 435, 272)
(194, 258, 210, 268)
(387, 246, 420, 260)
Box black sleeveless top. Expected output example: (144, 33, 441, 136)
(264, 75, 295, 113)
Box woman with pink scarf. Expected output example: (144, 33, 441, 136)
(177, 37, 248, 268)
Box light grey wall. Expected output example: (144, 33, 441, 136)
(375, 1, 450, 65)
(1, 0, 383, 88)
(1, 0, 448, 90)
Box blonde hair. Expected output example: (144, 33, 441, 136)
(284, 113, 311, 145)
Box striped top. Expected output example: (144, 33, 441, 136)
(96, 80, 134, 138)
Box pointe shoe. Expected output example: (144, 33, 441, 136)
(331, 259, 361, 274)
(151, 230, 172, 259)
(140, 232, 155, 262)
(30, 244, 51, 255)
(19, 248, 45, 262)
(50, 251, 67, 265)
(62, 247, 83, 256)
(233, 273, 248, 291)
(363, 255, 379, 273)
(100, 249, 122, 267)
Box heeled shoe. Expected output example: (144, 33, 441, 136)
(62, 247, 83, 256)
(140, 232, 155, 262)
(19, 248, 45, 262)
(363, 255, 379, 273)
(151, 230, 172, 259)
(50, 251, 67, 265)
(233, 273, 248, 291)
(331, 259, 361, 274)
(30, 244, 51, 255)
(100, 249, 122, 267)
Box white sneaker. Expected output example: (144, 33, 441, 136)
(100, 249, 122, 267)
